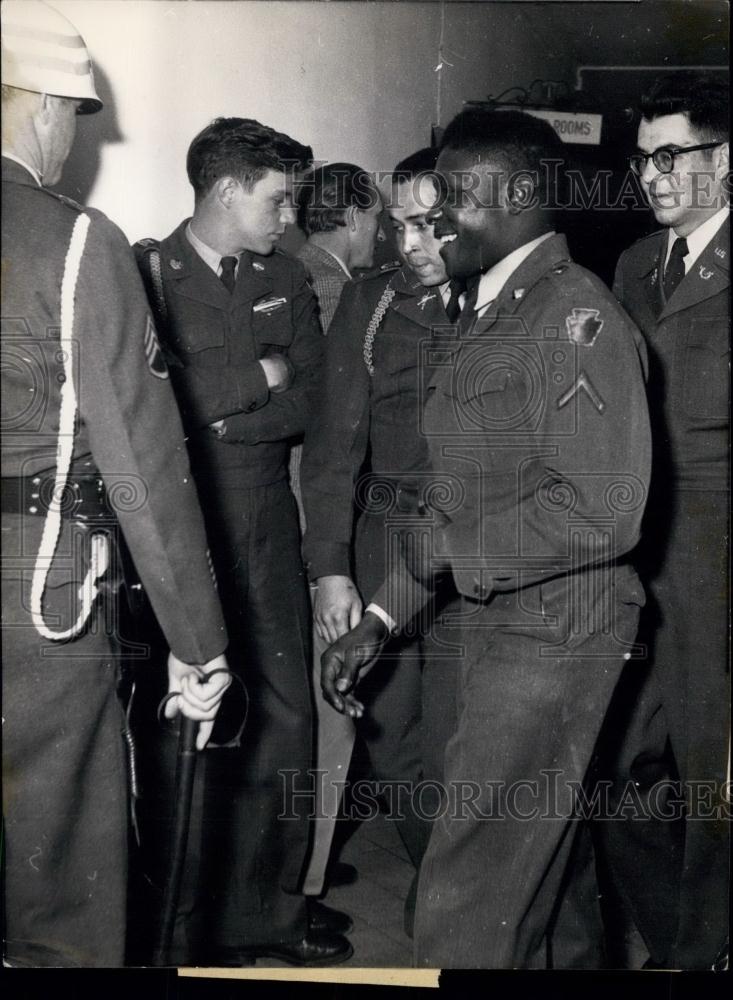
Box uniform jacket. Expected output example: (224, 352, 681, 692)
(613, 218, 729, 492)
(135, 221, 323, 491)
(372, 233, 652, 627)
(301, 263, 449, 582)
(296, 241, 350, 332)
(1, 157, 226, 663)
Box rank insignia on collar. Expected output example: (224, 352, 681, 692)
(566, 307, 603, 347)
(699, 265, 714, 280)
(252, 261, 265, 271)
(169, 258, 183, 270)
(417, 293, 436, 309)
(513, 287, 525, 300)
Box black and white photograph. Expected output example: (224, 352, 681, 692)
(1, 0, 729, 981)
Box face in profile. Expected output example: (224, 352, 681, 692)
(389, 174, 448, 287)
(432, 146, 509, 280)
(230, 168, 297, 255)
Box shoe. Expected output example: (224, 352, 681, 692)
(308, 898, 354, 935)
(326, 861, 358, 888)
(210, 931, 353, 968)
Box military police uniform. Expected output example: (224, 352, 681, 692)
(370, 233, 652, 967)
(598, 220, 729, 968)
(302, 262, 461, 873)
(134, 221, 323, 956)
(1, 157, 227, 967)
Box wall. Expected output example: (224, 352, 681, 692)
(52, 0, 727, 243)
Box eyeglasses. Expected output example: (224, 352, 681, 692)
(629, 142, 722, 177)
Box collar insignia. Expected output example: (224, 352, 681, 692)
(169, 258, 183, 270)
(714, 246, 726, 259)
(417, 293, 436, 310)
(252, 261, 265, 271)
(699, 265, 714, 280)
(513, 287, 525, 300)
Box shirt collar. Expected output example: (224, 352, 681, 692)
(2, 151, 42, 186)
(186, 220, 241, 275)
(666, 205, 729, 271)
(475, 231, 555, 312)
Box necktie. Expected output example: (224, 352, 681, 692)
(457, 275, 481, 336)
(663, 237, 688, 300)
(444, 279, 466, 323)
(219, 255, 238, 294)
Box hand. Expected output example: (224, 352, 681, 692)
(321, 611, 389, 718)
(165, 652, 232, 750)
(260, 355, 294, 393)
(314, 575, 363, 644)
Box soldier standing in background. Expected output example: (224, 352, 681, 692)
(598, 73, 729, 970)
(1, 0, 230, 967)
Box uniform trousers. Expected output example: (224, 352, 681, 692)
(596, 488, 729, 968)
(2, 514, 128, 967)
(414, 564, 644, 968)
(193, 479, 314, 951)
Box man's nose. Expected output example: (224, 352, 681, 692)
(281, 204, 297, 225)
(376, 223, 386, 243)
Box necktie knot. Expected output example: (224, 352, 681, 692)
(219, 255, 238, 294)
(663, 237, 688, 300)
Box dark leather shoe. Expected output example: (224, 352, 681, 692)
(308, 898, 354, 935)
(213, 931, 353, 967)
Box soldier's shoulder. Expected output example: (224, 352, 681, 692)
(353, 259, 402, 284)
(617, 228, 666, 268)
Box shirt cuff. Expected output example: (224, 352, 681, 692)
(365, 603, 398, 635)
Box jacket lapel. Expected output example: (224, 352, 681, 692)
(389, 265, 448, 330)
(658, 217, 730, 321)
(160, 222, 230, 311)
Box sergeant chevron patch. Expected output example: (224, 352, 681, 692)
(144, 315, 169, 379)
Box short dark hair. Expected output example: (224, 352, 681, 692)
(640, 73, 729, 142)
(392, 146, 439, 182)
(440, 107, 564, 176)
(297, 162, 378, 235)
(186, 117, 312, 198)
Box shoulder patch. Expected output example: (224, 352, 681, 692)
(566, 307, 604, 347)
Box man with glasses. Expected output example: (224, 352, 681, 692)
(601, 73, 729, 970)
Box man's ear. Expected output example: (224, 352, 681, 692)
(217, 176, 239, 208)
(346, 204, 359, 231)
(506, 171, 538, 214)
(714, 141, 729, 180)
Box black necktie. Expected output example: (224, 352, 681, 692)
(445, 279, 466, 323)
(219, 255, 238, 294)
(663, 237, 688, 300)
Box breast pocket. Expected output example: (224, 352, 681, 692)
(170, 325, 226, 365)
(682, 319, 729, 421)
(253, 304, 293, 352)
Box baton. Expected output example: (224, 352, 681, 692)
(152, 715, 199, 966)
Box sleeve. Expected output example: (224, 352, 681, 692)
(369, 557, 435, 633)
(438, 273, 652, 600)
(78, 212, 227, 663)
(215, 269, 323, 443)
(300, 280, 373, 580)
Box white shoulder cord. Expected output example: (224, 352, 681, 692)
(30, 213, 110, 640)
(363, 279, 396, 376)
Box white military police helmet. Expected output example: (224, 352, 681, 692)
(1, 0, 102, 113)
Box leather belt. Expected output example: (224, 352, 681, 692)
(1, 473, 115, 521)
